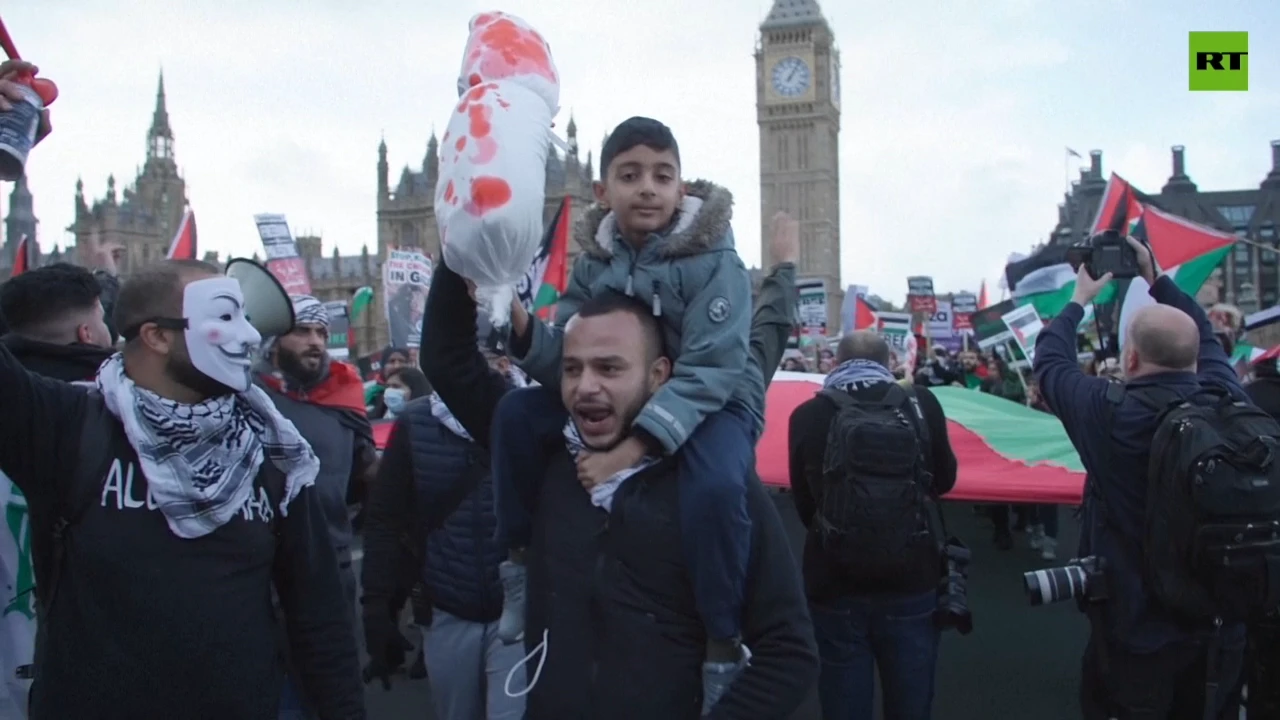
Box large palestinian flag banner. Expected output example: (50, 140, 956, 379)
(755, 374, 1084, 505)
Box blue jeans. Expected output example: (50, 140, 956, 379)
(491, 385, 753, 640)
(810, 591, 941, 720)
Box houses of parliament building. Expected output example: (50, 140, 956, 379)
(2, 0, 852, 359)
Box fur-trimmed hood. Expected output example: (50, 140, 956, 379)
(575, 179, 734, 260)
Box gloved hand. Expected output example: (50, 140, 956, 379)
(361, 599, 406, 691)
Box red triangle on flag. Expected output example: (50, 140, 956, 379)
(853, 296, 878, 330)
(977, 280, 988, 310)
(11, 235, 29, 276)
(1140, 204, 1235, 270)
(167, 208, 197, 260)
(1090, 174, 1143, 235)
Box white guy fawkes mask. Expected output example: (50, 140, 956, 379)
(183, 277, 262, 392)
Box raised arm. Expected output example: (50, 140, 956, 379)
(751, 262, 797, 388)
(1033, 302, 1109, 422)
(508, 253, 596, 388)
(1148, 274, 1242, 394)
(0, 342, 90, 504)
(635, 250, 752, 454)
(419, 260, 509, 449)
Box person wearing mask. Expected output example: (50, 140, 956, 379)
(368, 346, 412, 417)
(788, 331, 957, 720)
(361, 317, 526, 720)
(255, 295, 376, 718)
(0, 259, 363, 719)
(409, 224, 816, 719)
(1034, 237, 1248, 718)
(380, 367, 431, 420)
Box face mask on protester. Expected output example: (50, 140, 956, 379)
(179, 277, 261, 393)
(383, 387, 408, 414)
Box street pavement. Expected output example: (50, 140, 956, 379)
(353, 496, 1087, 719)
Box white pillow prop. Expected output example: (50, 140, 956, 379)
(457, 11, 560, 117)
(438, 11, 561, 328)
(436, 80, 553, 327)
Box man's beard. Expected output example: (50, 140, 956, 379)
(578, 384, 651, 453)
(277, 346, 329, 389)
(166, 348, 240, 400)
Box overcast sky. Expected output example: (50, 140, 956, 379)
(7, 0, 1278, 303)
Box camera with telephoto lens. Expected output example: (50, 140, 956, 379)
(936, 538, 974, 634)
(1024, 555, 1108, 607)
(1065, 230, 1142, 280)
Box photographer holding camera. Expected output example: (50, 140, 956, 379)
(1033, 233, 1265, 719)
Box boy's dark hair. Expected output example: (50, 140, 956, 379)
(0, 263, 103, 337)
(574, 290, 667, 362)
(115, 259, 222, 342)
(600, 117, 680, 180)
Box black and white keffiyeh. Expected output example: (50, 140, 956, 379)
(291, 295, 330, 329)
(95, 353, 320, 539)
(562, 420, 659, 512)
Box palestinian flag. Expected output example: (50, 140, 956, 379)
(1116, 204, 1234, 349)
(520, 197, 571, 321)
(758, 376, 1084, 504)
(166, 208, 197, 260)
(853, 295, 878, 330)
(931, 387, 1083, 503)
(1006, 174, 1145, 318)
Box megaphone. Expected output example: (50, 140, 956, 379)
(225, 258, 295, 338)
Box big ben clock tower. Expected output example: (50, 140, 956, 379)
(756, 0, 843, 335)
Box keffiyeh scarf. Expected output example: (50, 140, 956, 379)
(291, 294, 330, 329)
(95, 353, 320, 539)
(562, 421, 659, 512)
(430, 367, 531, 441)
(824, 358, 896, 392)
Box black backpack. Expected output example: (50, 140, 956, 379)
(815, 384, 942, 582)
(1122, 384, 1280, 622)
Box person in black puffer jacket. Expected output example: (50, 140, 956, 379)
(360, 316, 527, 719)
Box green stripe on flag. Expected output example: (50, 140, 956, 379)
(1017, 282, 1116, 318)
(932, 387, 1084, 471)
(1170, 245, 1229, 295)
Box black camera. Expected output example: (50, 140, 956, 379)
(1065, 230, 1142, 280)
(936, 538, 973, 634)
(1023, 555, 1108, 606)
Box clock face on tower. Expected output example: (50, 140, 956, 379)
(770, 56, 811, 98)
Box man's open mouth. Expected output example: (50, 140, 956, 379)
(575, 406, 615, 435)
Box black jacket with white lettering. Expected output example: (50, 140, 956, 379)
(0, 343, 365, 720)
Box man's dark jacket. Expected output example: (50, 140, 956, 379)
(1032, 275, 1249, 652)
(0, 334, 112, 383)
(415, 259, 817, 720)
(1245, 363, 1280, 421)
(363, 398, 505, 623)
(788, 380, 957, 601)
